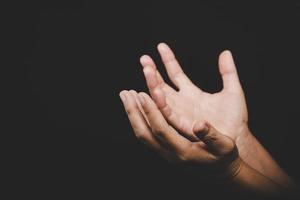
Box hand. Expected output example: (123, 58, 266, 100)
(119, 90, 241, 179)
(138, 44, 297, 190)
(140, 43, 248, 141)
(119, 90, 291, 197)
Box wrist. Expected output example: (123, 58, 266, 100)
(235, 125, 253, 158)
(235, 124, 251, 144)
(221, 156, 244, 182)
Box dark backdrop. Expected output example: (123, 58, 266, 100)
(8, 1, 300, 198)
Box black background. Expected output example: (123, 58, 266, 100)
(7, 1, 300, 198)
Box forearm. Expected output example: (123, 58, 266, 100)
(236, 127, 296, 189)
(229, 158, 288, 197)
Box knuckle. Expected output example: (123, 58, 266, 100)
(164, 57, 177, 66)
(153, 130, 164, 139)
(134, 129, 146, 139)
(204, 132, 217, 142)
(125, 106, 138, 116)
(173, 70, 182, 78)
(143, 108, 151, 115)
(177, 155, 189, 163)
(131, 124, 148, 139)
(135, 134, 147, 144)
(133, 130, 149, 143)
(188, 133, 200, 142)
(152, 125, 167, 136)
(176, 151, 191, 163)
(125, 107, 131, 115)
(190, 142, 201, 150)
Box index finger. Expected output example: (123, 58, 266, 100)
(157, 43, 193, 89)
(138, 92, 191, 153)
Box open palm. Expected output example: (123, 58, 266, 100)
(140, 43, 248, 142)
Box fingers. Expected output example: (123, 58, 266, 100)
(193, 121, 235, 156)
(151, 87, 172, 117)
(143, 66, 176, 119)
(143, 66, 159, 93)
(157, 43, 193, 90)
(140, 55, 176, 94)
(218, 50, 242, 93)
(137, 92, 191, 153)
(140, 55, 165, 86)
(119, 90, 171, 159)
(129, 90, 149, 125)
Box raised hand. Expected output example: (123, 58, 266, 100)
(119, 90, 239, 172)
(140, 43, 248, 142)
(118, 43, 296, 191)
(119, 90, 288, 197)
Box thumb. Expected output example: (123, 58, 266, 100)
(218, 50, 242, 93)
(193, 121, 235, 155)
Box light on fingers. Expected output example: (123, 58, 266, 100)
(218, 50, 242, 93)
(143, 66, 159, 91)
(157, 42, 193, 90)
(138, 92, 191, 153)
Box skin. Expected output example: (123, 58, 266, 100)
(140, 44, 247, 142)
(119, 90, 288, 197)
(139, 43, 296, 189)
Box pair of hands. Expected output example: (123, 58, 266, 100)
(120, 43, 248, 179)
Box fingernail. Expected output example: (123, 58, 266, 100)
(119, 92, 126, 102)
(158, 43, 167, 52)
(138, 94, 145, 105)
(224, 50, 232, 58)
